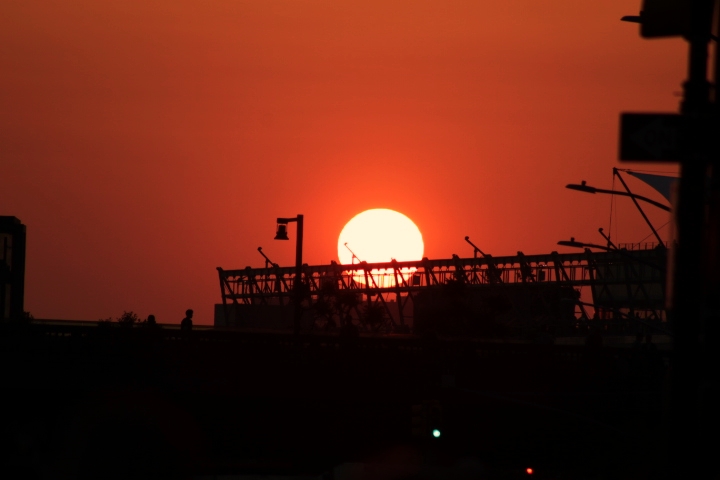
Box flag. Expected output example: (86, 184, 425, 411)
(625, 171, 678, 203)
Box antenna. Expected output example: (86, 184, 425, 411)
(344, 242, 361, 264)
(464, 236, 486, 258)
(257, 246, 278, 268)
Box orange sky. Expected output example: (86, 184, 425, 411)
(1, 1, 686, 324)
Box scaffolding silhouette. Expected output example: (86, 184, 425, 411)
(218, 247, 667, 334)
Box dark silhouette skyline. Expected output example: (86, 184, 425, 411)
(2, 1, 718, 478)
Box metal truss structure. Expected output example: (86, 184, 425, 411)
(217, 248, 667, 333)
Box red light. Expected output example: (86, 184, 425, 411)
(526, 467, 533, 475)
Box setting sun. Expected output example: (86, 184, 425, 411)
(338, 209, 424, 265)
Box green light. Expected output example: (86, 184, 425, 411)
(432, 429, 441, 438)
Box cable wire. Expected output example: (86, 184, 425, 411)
(608, 171, 617, 248)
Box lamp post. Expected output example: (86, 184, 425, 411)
(274, 214, 303, 334)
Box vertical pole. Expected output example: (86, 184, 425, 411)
(0, 217, 26, 321)
(0, 235, 6, 320)
(294, 215, 303, 335)
(706, 0, 720, 466)
(670, 1, 714, 476)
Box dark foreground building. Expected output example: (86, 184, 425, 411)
(0, 216, 26, 321)
(1, 321, 670, 479)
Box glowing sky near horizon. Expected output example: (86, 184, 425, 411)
(1, 1, 682, 324)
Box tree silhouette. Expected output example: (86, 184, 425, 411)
(116, 311, 142, 327)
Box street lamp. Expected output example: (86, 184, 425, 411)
(274, 214, 303, 334)
(566, 172, 670, 246)
(565, 181, 670, 212)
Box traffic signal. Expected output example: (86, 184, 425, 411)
(427, 400, 443, 438)
(410, 400, 443, 438)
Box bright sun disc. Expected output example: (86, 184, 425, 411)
(338, 209, 424, 286)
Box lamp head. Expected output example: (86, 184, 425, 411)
(565, 181, 597, 194)
(274, 224, 289, 240)
(557, 237, 585, 248)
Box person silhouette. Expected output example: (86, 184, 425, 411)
(146, 314, 157, 327)
(181, 309, 193, 331)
